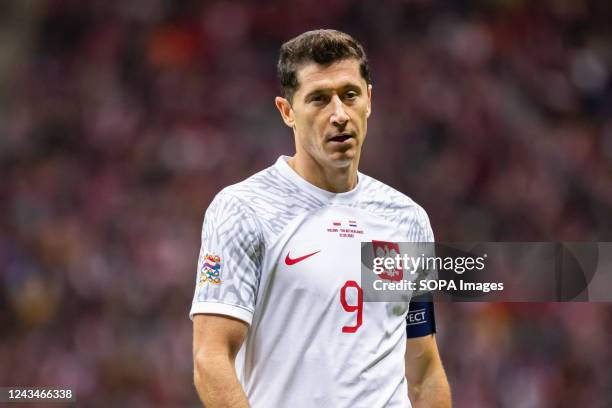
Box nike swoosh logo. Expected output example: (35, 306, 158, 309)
(285, 250, 320, 265)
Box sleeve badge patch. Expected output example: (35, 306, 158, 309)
(198, 254, 222, 286)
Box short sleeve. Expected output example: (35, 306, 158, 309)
(405, 204, 437, 310)
(408, 204, 434, 243)
(189, 192, 264, 325)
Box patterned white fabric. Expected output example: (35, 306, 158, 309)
(191, 156, 433, 408)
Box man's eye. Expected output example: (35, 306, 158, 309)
(344, 91, 358, 100)
(310, 95, 326, 103)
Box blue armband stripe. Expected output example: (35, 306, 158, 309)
(406, 293, 436, 338)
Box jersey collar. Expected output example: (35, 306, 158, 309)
(275, 156, 363, 203)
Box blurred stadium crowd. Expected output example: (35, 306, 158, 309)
(1, 0, 611, 406)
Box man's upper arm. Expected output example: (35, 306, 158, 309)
(405, 334, 442, 385)
(193, 314, 248, 361)
(405, 292, 439, 380)
(405, 334, 451, 407)
(192, 314, 250, 407)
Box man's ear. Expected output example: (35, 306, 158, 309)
(366, 84, 372, 118)
(275, 96, 295, 128)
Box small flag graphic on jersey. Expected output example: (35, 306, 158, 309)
(349, 220, 357, 227)
(198, 253, 222, 286)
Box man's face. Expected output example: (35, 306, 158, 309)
(278, 59, 372, 169)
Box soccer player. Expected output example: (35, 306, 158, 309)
(191, 29, 451, 407)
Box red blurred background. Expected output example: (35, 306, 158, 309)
(1, 1, 611, 406)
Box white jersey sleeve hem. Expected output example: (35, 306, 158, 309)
(189, 301, 253, 325)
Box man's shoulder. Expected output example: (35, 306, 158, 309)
(359, 173, 423, 210)
(219, 164, 280, 200)
(358, 173, 431, 226)
(211, 162, 320, 238)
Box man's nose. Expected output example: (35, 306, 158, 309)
(330, 95, 349, 127)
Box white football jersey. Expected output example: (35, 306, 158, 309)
(190, 156, 434, 408)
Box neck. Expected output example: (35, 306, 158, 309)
(287, 152, 359, 193)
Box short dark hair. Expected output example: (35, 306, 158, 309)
(277, 29, 371, 102)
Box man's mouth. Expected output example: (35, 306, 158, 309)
(328, 133, 353, 143)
